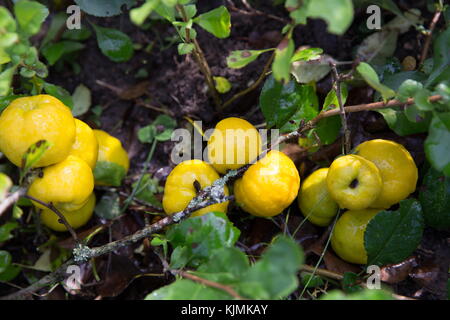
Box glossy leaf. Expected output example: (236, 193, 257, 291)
(193, 6, 231, 39)
(93, 24, 134, 62)
(260, 76, 318, 130)
(75, 0, 136, 17)
(272, 38, 294, 83)
(377, 108, 431, 136)
(365, 199, 424, 266)
(0, 221, 19, 242)
(21, 140, 51, 171)
(71, 84, 92, 117)
(425, 115, 450, 176)
(44, 83, 74, 109)
(419, 167, 450, 229)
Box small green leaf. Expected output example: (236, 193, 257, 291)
(0, 7, 16, 32)
(62, 27, 92, 41)
(14, 0, 49, 36)
(0, 263, 21, 282)
(43, 82, 74, 109)
(71, 84, 92, 117)
(166, 212, 240, 268)
(193, 6, 231, 39)
(425, 115, 450, 176)
(419, 167, 450, 229)
(75, 0, 136, 17)
(301, 273, 324, 288)
(397, 79, 423, 102)
(0, 221, 18, 242)
(130, 0, 160, 25)
(153, 114, 177, 141)
(0, 65, 17, 97)
(260, 76, 318, 130)
(342, 272, 363, 293)
(377, 108, 431, 136)
(95, 192, 121, 220)
(93, 161, 127, 186)
(365, 199, 424, 266)
(0, 173, 12, 202)
(291, 47, 323, 62)
(226, 49, 274, 69)
(213, 76, 231, 94)
(21, 140, 51, 172)
(40, 12, 67, 47)
(138, 125, 157, 144)
(0, 250, 12, 273)
(133, 174, 163, 208)
(93, 24, 134, 62)
(272, 38, 295, 83)
(177, 42, 194, 55)
(42, 41, 85, 65)
(357, 62, 395, 101)
(414, 89, 435, 111)
(305, 0, 354, 35)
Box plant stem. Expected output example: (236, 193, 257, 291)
(121, 139, 158, 213)
(176, 5, 222, 111)
(419, 7, 443, 67)
(221, 51, 275, 111)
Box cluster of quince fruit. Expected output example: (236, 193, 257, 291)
(162, 117, 301, 218)
(298, 139, 418, 264)
(0, 95, 129, 231)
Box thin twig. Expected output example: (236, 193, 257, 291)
(24, 195, 79, 243)
(330, 62, 351, 154)
(176, 5, 222, 110)
(0, 188, 26, 217)
(221, 51, 275, 111)
(419, 7, 443, 67)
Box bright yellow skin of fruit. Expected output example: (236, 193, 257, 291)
(234, 150, 300, 217)
(93, 129, 130, 185)
(207, 117, 262, 174)
(0, 95, 75, 167)
(355, 139, 418, 209)
(298, 168, 339, 227)
(69, 119, 99, 169)
(162, 160, 229, 217)
(331, 208, 380, 264)
(327, 155, 382, 210)
(28, 155, 94, 212)
(40, 193, 96, 232)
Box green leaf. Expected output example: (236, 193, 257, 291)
(153, 114, 177, 141)
(272, 38, 294, 83)
(196, 247, 250, 280)
(342, 272, 363, 293)
(145, 278, 231, 300)
(92, 24, 134, 62)
(290, 56, 332, 84)
(397, 79, 423, 102)
(301, 273, 324, 288)
(75, 0, 136, 17)
(42, 41, 85, 65)
(353, 0, 403, 17)
(377, 107, 431, 136)
(166, 212, 240, 268)
(291, 47, 323, 62)
(40, 12, 67, 47)
(213, 76, 231, 94)
(244, 235, 303, 299)
(357, 62, 395, 101)
(425, 115, 450, 176)
(95, 192, 121, 220)
(260, 76, 318, 130)
(305, 0, 354, 35)
(0, 250, 12, 273)
(93, 161, 127, 186)
(365, 199, 424, 266)
(414, 89, 435, 111)
(130, 0, 160, 25)
(279, 84, 318, 133)
(0, 173, 12, 203)
(226, 49, 274, 69)
(177, 43, 194, 55)
(71, 84, 92, 117)
(62, 27, 92, 41)
(193, 6, 231, 39)
(14, 0, 49, 36)
(21, 140, 51, 172)
(0, 7, 16, 32)
(133, 174, 163, 208)
(0, 263, 21, 282)
(425, 26, 450, 88)
(138, 125, 157, 144)
(0, 221, 18, 242)
(43, 82, 74, 109)
(419, 167, 450, 229)
(0, 65, 17, 97)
